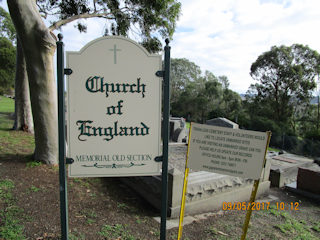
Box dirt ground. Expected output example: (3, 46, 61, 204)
(0, 151, 319, 240)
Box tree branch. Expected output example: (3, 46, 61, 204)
(48, 12, 114, 31)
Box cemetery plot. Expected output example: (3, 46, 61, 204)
(188, 123, 269, 179)
(269, 153, 315, 187)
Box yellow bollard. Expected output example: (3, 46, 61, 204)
(177, 123, 193, 240)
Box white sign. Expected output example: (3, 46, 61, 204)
(188, 123, 268, 179)
(66, 36, 162, 177)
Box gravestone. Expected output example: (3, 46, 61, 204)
(269, 154, 314, 187)
(170, 117, 188, 143)
(122, 144, 271, 217)
(297, 165, 320, 194)
(206, 117, 239, 129)
(122, 120, 272, 217)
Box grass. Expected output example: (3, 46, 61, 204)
(117, 202, 129, 210)
(312, 221, 320, 232)
(81, 209, 97, 220)
(0, 179, 15, 203)
(0, 96, 32, 239)
(0, 96, 14, 113)
(86, 218, 96, 225)
(69, 231, 86, 240)
(29, 185, 41, 193)
(255, 204, 319, 240)
(0, 179, 26, 240)
(98, 224, 136, 240)
(273, 211, 317, 240)
(26, 161, 42, 168)
(0, 96, 34, 156)
(268, 147, 281, 152)
(205, 202, 320, 240)
(205, 226, 229, 240)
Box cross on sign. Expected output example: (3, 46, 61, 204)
(109, 44, 121, 64)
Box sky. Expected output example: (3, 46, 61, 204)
(2, 0, 320, 94)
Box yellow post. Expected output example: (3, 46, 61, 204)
(240, 131, 272, 240)
(177, 123, 193, 240)
(240, 179, 260, 240)
(177, 168, 189, 240)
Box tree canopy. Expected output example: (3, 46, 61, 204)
(0, 6, 16, 44)
(0, 37, 15, 95)
(170, 58, 242, 123)
(246, 44, 320, 134)
(0, 7, 16, 95)
(38, 0, 181, 52)
(170, 58, 201, 104)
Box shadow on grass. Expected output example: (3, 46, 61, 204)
(0, 112, 14, 131)
(0, 153, 35, 164)
(100, 177, 159, 217)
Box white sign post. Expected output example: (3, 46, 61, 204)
(66, 36, 162, 177)
(188, 123, 269, 179)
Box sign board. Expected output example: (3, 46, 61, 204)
(188, 123, 268, 179)
(66, 36, 162, 177)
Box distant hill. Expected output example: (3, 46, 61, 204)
(239, 94, 319, 104)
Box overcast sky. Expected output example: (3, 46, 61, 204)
(3, 0, 320, 93)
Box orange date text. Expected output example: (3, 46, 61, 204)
(222, 201, 300, 211)
(222, 201, 270, 211)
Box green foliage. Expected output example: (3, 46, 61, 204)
(248, 44, 320, 134)
(117, 202, 129, 210)
(274, 211, 317, 239)
(40, 0, 181, 53)
(99, 224, 136, 240)
(29, 185, 41, 192)
(0, 37, 16, 95)
(134, 215, 146, 224)
(268, 147, 280, 152)
(0, 179, 14, 200)
(209, 88, 242, 122)
(170, 58, 242, 123)
(170, 58, 202, 104)
(300, 138, 320, 156)
(0, 8, 15, 95)
(69, 231, 86, 240)
(0, 180, 26, 240)
(205, 226, 219, 235)
(0, 7, 16, 43)
(248, 116, 282, 134)
(26, 161, 42, 168)
(86, 210, 97, 218)
(268, 132, 320, 157)
(311, 221, 320, 232)
(0, 206, 25, 240)
(86, 218, 96, 225)
(304, 128, 320, 141)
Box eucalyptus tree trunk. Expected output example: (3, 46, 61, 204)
(13, 38, 34, 133)
(8, 0, 58, 165)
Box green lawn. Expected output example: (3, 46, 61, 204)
(0, 96, 14, 113)
(0, 96, 34, 155)
(268, 147, 280, 152)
